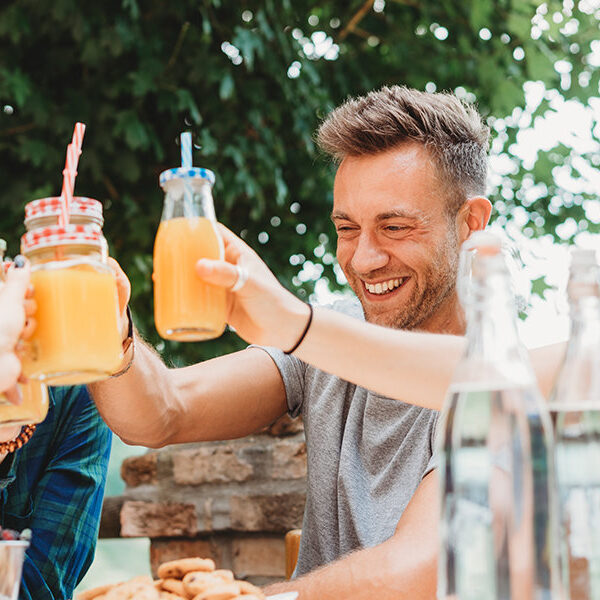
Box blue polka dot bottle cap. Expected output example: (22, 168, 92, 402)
(159, 167, 215, 187)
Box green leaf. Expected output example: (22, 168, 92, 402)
(531, 276, 555, 300)
(219, 73, 235, 100)
(469, 0, 493, 31)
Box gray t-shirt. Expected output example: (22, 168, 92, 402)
(256, 298, 439, 576)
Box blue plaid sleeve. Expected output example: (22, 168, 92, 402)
(17, 386, 112, 600)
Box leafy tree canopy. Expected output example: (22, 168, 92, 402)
(1, 0, 598, 364)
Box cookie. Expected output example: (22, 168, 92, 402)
(159, 592, 187, 600)
(183, 571, 227, 596)
(77, 584, 117, 600)
(212, 570, 234, 583)
(158, 558, 215, 580)
(105, 577, 159, 600)
(161, 578, 187, 597)
(237, 581, 265, 598)
(191, 583, 241, 600)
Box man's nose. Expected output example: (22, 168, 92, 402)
(351, 233, 389, 276)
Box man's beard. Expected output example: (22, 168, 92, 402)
(357, 231, 460, 331)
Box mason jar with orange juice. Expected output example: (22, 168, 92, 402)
(0, 383, 49, 427)
(20, 224, 123, 385)
(153, 167, 226, 341)
(0, 242, 50, 426)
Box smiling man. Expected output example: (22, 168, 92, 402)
(90, 86, 491, 600)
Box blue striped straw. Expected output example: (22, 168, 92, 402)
(180, 132, 192, 168)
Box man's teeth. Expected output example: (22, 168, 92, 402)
(364, 278, 404, 295)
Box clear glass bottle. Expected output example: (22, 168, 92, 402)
(551, 248, 600, 600)
(438, 231, 558, 600)
(153, 167, 226, 341)
(24, 196, 104, 230)
(20, 224, 123, 385)
(0, 239, 49, 426)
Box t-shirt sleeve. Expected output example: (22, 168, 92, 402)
(423, 410, 441, 478)
(248, 345, 306, 418)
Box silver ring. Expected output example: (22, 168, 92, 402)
(231, 265, 249, 292)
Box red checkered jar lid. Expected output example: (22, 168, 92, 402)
(24, 197, 103, 228)
(21, 224, 106, 253)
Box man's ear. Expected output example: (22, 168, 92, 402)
(457, 196, 492, 243)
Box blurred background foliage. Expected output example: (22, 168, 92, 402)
(0, 0, 598, 366)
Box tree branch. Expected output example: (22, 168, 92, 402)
(0, 122, 36, 137)
(166, 21, 191, 70)
(388, 0, 421, 8)
(103, 175, 120, 201)
(339, 0, 375, 41)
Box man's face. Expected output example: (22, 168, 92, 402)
(332, 143, 462, 332)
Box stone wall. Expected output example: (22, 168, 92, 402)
(100, 415, 307, 585)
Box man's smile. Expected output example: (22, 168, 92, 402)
(362, 276, 409, 298)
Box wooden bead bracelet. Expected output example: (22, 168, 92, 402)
(0, 424, 36, 455)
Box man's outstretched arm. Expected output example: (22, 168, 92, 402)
(264, 470, 438, 600)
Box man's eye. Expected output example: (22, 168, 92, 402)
(385, 225, 408, 232)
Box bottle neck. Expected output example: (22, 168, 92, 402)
(456, 271, 534, 388)
(551, 293, 600, 409)
(569, 295, 600, 346)
(161, 178, 216, 222)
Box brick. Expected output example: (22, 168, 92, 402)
(150, 538, 224, 577)
(232, 537, 286, 578)
(230, 493, 305, 532)
(173, 446, 254, 485)
(266, 414, 304, 437)
(99, 496, 123, 538)
(121, 453, 158, 487)
(271, 440, 307, 480)
(120, 501, 198, 538)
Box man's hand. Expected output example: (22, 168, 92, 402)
(195, 224, 310, 351)
(0, 259, 34, 395)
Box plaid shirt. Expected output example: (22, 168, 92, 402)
(0, 386, 112, 600)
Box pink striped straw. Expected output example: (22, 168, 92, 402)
(58, 122, 86, 226)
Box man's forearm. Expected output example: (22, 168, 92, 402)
(294, 307, 464, 411)
(264, 535, 436, 600)
(89, 334, 181, 447)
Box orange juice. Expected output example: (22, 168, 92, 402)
(22, 264, 123, 385)
(153, 216, 226, 341)
(0, 381, 49, 426)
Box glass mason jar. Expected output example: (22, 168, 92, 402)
(0, 251, 49, 426)
(24, 197, 104, 230)
(0, 382, 49, 426)
(153, 167, 226, 341)
(20, 224, 123, 385)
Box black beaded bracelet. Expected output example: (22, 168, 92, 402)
(284, 303, 313, 355)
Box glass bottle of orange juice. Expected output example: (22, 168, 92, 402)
(20, 224, 123, 385)
(153, 167, 226, 341)
(0, 243, 49, 426)
(24, 196, 104, 231)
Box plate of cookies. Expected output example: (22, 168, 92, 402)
(77, 556, 298, 600)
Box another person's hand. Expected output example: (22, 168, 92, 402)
(0, 259, 34, 394)
(107, 257, 132, 344)
(195, 224, 310, 350)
